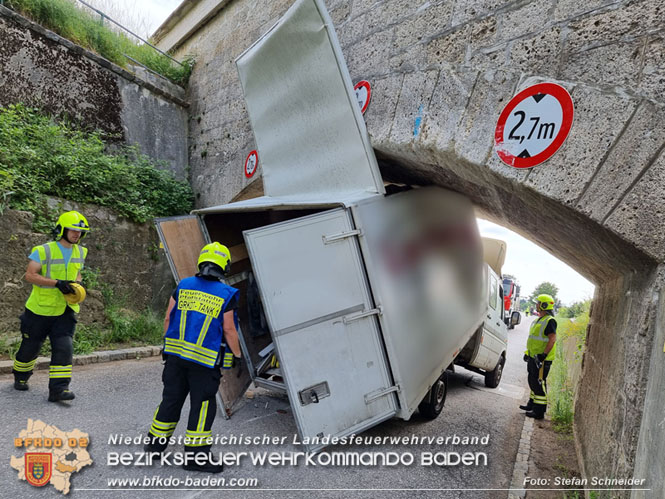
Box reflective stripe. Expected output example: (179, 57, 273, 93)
(163, 344, 216, 367)
(151, 420, 177, 429)
(197, 400, 209, 432)
(149, 427, 175, 438)
(530, 336, 550, 342)
(185, 428, 212, 447)
(179, 311, 187, 341)
(149, 411, 177, 438)
(185, 430, 212, 436)
(49, 259, 66, 264)
(44, 244, 52, 279)
(164, 338, 217, 360)
(70, 258, 85, 264)
(13, 359, 37, 372)
(49, 365, 72, 378)
(196, 316, 213, 346)
(152, 421, 177, 430)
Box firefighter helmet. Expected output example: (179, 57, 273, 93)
(197, 242, 231, 275)
(535, 294, 555, 311)
(54, 211, 90, 240)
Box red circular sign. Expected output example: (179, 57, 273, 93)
(495, 83, 574, 169)
(353, 80, 371, 115)
(244, 150, 258, 178)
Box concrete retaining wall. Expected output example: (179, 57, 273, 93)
(0, 5, 189, 180)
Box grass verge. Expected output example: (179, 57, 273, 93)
(4, 0, 193, 85)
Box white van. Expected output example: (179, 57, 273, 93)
(454, 239, 514, 388)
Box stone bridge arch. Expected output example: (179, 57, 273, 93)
(155, 0, 665, 492)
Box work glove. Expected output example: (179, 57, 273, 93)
(55, 280, 75, 294)
(535, 353, 547, 363)
(523, 354, 529, 362)
(234, 356, 243, 378)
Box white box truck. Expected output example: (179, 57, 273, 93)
(155, 0, 510, 452)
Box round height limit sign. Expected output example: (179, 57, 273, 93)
(495, 83, 574, 168)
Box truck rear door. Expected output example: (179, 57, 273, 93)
(154, 216, 253, 418)
(244, 208, 398, 451)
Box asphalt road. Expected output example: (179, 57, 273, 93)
(1, 317, 534, 498)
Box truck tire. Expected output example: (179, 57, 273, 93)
(484, 355, 505, 388)
(418, 372, 448, 420)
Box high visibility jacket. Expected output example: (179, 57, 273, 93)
(163, 276, 239, 368)
(25, 242, 87, 316)
(526, 315, 556, 361)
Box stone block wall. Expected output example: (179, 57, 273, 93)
(0, 202, 174, 335)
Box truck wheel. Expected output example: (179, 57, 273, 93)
(484, 355, 505, 388)
(418, 372, 448, 420)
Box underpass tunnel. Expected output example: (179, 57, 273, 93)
(375, 148, 665, 493)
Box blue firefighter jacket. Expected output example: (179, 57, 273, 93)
(163, 276, 239, 368)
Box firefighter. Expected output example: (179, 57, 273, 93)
(13, 211, 89, 401)
(519, 294, 557, 419)
(144, 242, 242, 473)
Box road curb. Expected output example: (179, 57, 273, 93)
(0, 345, 161, 374)
(508, 415, 534, 498)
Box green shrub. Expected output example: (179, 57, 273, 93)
(548, 307, 590, 432)
(0, 104, 193, 227)
(4, 0, 194, 85)
(105, 306, 163, 345)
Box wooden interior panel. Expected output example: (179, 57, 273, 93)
(158, 217, 207, 281)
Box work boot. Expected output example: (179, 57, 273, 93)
(182, 447, 223, 474)
(519, 400, 533, 411)
(48, 389, 75, 402)
(525, 410, 544, 420)
(144, 434, 168, 454)
(183, 458, 223, 474)
(14, 379, 29, 391)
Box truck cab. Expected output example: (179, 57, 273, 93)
(502, 277, 521, 328)
(454, 238, 513, 388)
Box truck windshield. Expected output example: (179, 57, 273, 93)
(503, 282, 512, 296)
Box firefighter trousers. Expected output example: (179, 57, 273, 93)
(527, 359, 552, 416)
(13, 308, 76, 392)
(148, 355, 221, 454)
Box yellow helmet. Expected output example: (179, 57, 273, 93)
(55, 211, 90, 240)
(536, 294, 555, 311)
(64, 283, 86, 305)
(197, 242, 231, 275)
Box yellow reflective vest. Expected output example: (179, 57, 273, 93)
(25, 241, 87, 316)
(526, 315, 556, 361)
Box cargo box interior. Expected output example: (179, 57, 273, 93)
(201, 208, 328, 400)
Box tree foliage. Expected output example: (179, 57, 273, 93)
(0, 104, 193, 226)
(528, 281, 559, 303)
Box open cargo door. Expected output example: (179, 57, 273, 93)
(154, 215, 252, 419)
(235, 0, 385, 199)
(154, 215, 210, 283)
(244, 208, 398, 452)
